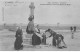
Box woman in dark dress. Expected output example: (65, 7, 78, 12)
(32, 33, 41, 45)
(32, 25, 42, 47)
(14, 27, 23, 50)
(70, 26, 73, 32)
(74, 26, 76, 32)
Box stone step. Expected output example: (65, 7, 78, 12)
(22, 43, 32, 46)
(23, 37, 32, 39)
(22, 34, 32, 45)
(23, 41, 31, 44)
(23, 39, 31, 42)
(23, 38, 32, 45)
(23, 34, 32, 39)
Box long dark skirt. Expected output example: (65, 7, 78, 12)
(42, 35, 46, 45)
(14, 37, 23, 50)
(32, 33, 41, 46)
(52, 38, 56, 46)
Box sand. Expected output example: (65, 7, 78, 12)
(0, 29, 80, 51)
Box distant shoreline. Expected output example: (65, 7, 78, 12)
(0, 23, 80, 31)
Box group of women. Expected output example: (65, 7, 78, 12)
(14, 15, 67, 50)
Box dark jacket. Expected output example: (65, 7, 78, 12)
(26, 21, 34, 34)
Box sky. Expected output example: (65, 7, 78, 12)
(0, 0, 80, 25)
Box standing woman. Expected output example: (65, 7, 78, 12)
(26, 16, 34, 34)
(26, 16, 35, 44)
(70, 26, 73, 32)
(74, 26, 76, 32)
(47, 29, 56, 46)
(14, 26, 23, 50)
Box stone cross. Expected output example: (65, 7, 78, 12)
(29, 2, 35, 16)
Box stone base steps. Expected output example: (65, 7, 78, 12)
(22, 34, 32, 45)
(23, 38, 32, 45)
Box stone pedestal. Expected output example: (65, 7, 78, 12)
(23, 33, 33, 45)
(23, 2, 35, 45)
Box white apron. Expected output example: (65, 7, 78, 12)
(46, 37, 53, 45)
(45, 32, 53, 45)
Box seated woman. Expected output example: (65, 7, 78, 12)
(32, 25, 43, 48)
(14, 26, 23, 50)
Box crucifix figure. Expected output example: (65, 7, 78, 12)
(29, 2, 35, 17)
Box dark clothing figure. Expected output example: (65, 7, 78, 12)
(32, 27, 42, 46)
(26, 20, 35, 45)
(70, 26, 73, 32)
(14, 28, 23, 50)
(32, 33, 41, 45)
(26, 21, 34, 34)
(26, 26, 34, 34)
(42, 33, 46, 45)
(53, 37, 56, 46)
(74, 26, 76, 32)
